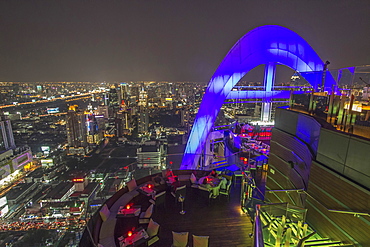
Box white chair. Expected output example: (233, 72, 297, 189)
(190, 173, 199, 189)
(127, 178, 137, 192)
(173, 185, 186, 202)
(197, 186, 212, 205)
(146, 219, 160, 246)
(193, 235, 209, 247)
(139, 204, 154, 224)
(149, 191, 166, 208)
(99, 204, 110, 222)
(172, 231, 189, 247)
(219, 180, 232, 201)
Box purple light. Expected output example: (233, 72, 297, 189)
(14, 152, 32, 168)
(181, 25, 336, 169)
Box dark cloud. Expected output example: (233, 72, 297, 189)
(0, 0, 369, 82)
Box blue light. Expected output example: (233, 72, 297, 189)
(181, 25, 336, 169)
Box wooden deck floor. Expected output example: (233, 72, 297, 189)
(149, 181, 254, 247)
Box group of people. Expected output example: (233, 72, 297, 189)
(152, 168, 227, 198)
(199, 169, 228, 198)
(152, 169, 180, 192)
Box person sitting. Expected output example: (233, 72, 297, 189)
(208, 169, 218, 178)
(200, 178, 213, 190)
(171, 176, 181, 192)
(165, 168, 175, 178)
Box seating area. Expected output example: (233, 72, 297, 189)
(83, 169, 253, 247)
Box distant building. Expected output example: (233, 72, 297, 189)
(66, 105, 87, 155)
(0, 115, 32, 182)
(86, 113, 104, 145)
(119, 83, 128, 106)
(138, 87, 148, 108)
(98, 105, 109, 119)
(138, 110, 149, 135)
(115, 111, 131, 137)
(6, 182, 39, 207)
(0, 114, 16, 151)
(108, 86, 120, 118)
(137, 142, 165, 169)
(72, 177, 88, 192)
(41, 182, 75, 203)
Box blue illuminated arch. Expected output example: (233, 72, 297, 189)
(181, 25, 336, 169)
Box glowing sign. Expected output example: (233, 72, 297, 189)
(41, 159, 53, 166)
(72, 178, 84, 183)
(47, 107, 59, 114)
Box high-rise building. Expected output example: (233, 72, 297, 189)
(86, 113, 104, 145)
(0, 116, 14, 151)
(138, 110, 149, 134)
(0, 115, 33, 184)
(115, 111, 131, 137)
(0, 114, 16, 152)
(97, 105, 109, 119)
(108, 86, 119, 107)
(119, 83, 128, 106)
(138, 87, 148, 108)
(66, 105, 87, 155)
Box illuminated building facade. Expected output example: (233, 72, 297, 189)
(0, 115, 32, 184)
(138, 87, 148, 108)
(137, 110, 149, 134)
(86, 114, 104, 145)
(66, 105, 87, 155)
(0, 114, 16, 151)
(119, 83, 128, 106)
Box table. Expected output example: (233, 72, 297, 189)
(199, 176, 222, 197)
(118, 228, 149, 247)
(116, 205, 141, 234)
(138, 184, 157, 196)
(117, 205, 141, 217)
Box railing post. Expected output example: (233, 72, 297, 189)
(253, 204, 264, 247)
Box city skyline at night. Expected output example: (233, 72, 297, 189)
(1, 1, 370, 246)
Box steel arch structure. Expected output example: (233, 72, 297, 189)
(181, 25, 336, 169)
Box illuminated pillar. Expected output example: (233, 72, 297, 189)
(261, 62, 276, 121)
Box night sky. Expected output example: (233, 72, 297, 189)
(1, 0, 369, 83)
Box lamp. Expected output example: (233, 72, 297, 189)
(178, 195, 185, 215)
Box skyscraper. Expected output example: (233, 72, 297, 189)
(0, 114, 16, 152)
(138, 110, 149, 134)
(119, 83, 128, 106)
(66, 105, 87, 155)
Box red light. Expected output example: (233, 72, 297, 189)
(128, 231, 132, 237)
(169, 161, 173, 165)
(126, 204, 130, 209)
(148, 184, 152, 189)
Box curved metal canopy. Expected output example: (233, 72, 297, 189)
(181, 25, 335, 169)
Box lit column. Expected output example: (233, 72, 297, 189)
(261, 62, 276, 121)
